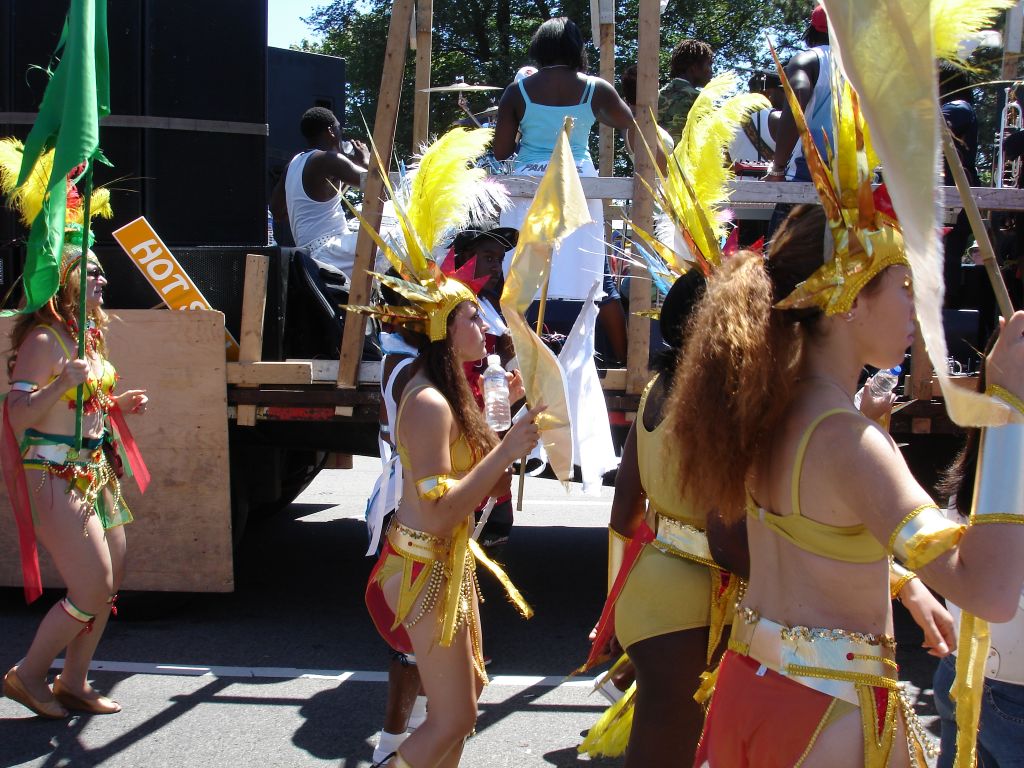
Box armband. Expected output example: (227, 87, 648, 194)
(970, 421, 1024, 525)
(415, 474, 458, 501)
(888, 504, 965, 570)
(888, 559, 917, 600)
(608, 527, 630, 594)
(987, 384, 1024, 419)
(9, 381, 38, 393)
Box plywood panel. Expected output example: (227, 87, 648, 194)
(0, 309, 233, 593)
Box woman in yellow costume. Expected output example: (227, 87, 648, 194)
(1, 141, 149, 718)
(580, 74, 767, 764)
(672, 52, 1024, 767)
(348, 128, 540, 768)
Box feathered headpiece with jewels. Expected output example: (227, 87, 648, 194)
(344, 127, 508, 342)
(769, 47, 907, 315)
(0, 137, 112, 287)
(629, 73, 768, 314)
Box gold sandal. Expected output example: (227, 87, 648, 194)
(3, 667, 68, 719)
(53, 675, 121, 714)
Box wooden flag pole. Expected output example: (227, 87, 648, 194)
(941, 123, 1014, 318)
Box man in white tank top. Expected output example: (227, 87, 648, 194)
(270, 107, 368, 280)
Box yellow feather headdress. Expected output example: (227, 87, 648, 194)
(629, 73, 769, 315)
(0, 136, 113, 285)
(344, 127, 509, 342)
(770, 46, 907, 316)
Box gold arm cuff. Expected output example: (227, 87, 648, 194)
(608, 527, 630, 594)
(971, 514, 1024, 525)
(988, 383, 1024, 418)
(888, 504, 965, 570)
(415, 474, 458, 501)
(889, 560, 917, 600)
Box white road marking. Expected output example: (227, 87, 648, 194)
(56, 659, 596, 688)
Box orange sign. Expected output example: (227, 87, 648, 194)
(112, 216, 240, 360)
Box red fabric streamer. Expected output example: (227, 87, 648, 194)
(578, 520, 656, 673)
(108, 403, 150, 494)
(1, 400, 42, 603)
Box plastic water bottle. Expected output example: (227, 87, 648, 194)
(869, 365, 901, 398)
(854, 365, 901, 409)
(482, 354, 511, 432)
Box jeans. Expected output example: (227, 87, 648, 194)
(934, 654, 1024, 767)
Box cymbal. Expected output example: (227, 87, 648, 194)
(421, 81, 501, 93)
(475, 105, 499, 118)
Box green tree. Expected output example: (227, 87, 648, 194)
(299, 0, 809, 161)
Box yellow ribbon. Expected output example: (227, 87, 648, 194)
(951, 611, 991, 768)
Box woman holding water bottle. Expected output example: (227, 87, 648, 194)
(360, 275, 541, 768)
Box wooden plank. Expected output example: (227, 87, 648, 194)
(626, 0, 659, 395)
(0, 310, 233, 592)
(337, 0, 416, 393)
(412, 0, 433, 150)
(226, 362, 313, 385)
(239, 254, 270, 361)
(488, 176, 1024, 210)
(237, 254, 270, 427)
(598, 22, 616, 264)
(0, 112, 269, 135)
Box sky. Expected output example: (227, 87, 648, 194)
(267, 0, 324, 49)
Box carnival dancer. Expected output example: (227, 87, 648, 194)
(578, 76, 767, 763)
(677, 56, 1024, 766)
(346, 127, 539, 768)
(0, 141, 149, 718)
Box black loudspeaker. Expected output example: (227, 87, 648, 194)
(141, 0, 267, 246)
(96, 243, 285, 362)
(2, 1, 266, 249)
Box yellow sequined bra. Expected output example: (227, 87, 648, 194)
(636, 375, 702, 527)
(747, 409, 887, 564)
(394, 384, 476, 476)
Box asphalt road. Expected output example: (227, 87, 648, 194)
(0, 457, 944, 767)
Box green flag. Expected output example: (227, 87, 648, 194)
(12, 0, 109, 315)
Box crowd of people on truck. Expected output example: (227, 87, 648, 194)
(5, 4, 1024, 768)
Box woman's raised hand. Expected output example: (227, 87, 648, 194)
(500, 404, 547, 461)
(987, 311, 1024, 401)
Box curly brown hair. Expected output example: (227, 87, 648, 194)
(665, 205, 829, 521)
(7, 254, 110, 377)
(415, 302, 498, 462)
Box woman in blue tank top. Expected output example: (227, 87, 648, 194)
(493, 17, 633, 362)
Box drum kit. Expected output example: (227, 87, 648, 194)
(420, 76, 500, 128)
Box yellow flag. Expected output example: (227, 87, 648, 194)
(499, 118, 592, 482)
(822, 0, 1015, 427)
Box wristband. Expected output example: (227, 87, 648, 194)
(608, 527, 630, 594)
(970, 422, 1024, 524)
(9, 381, 38, 393)
(889, 559, 917, 600)
(987, 383, 1024, 418)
